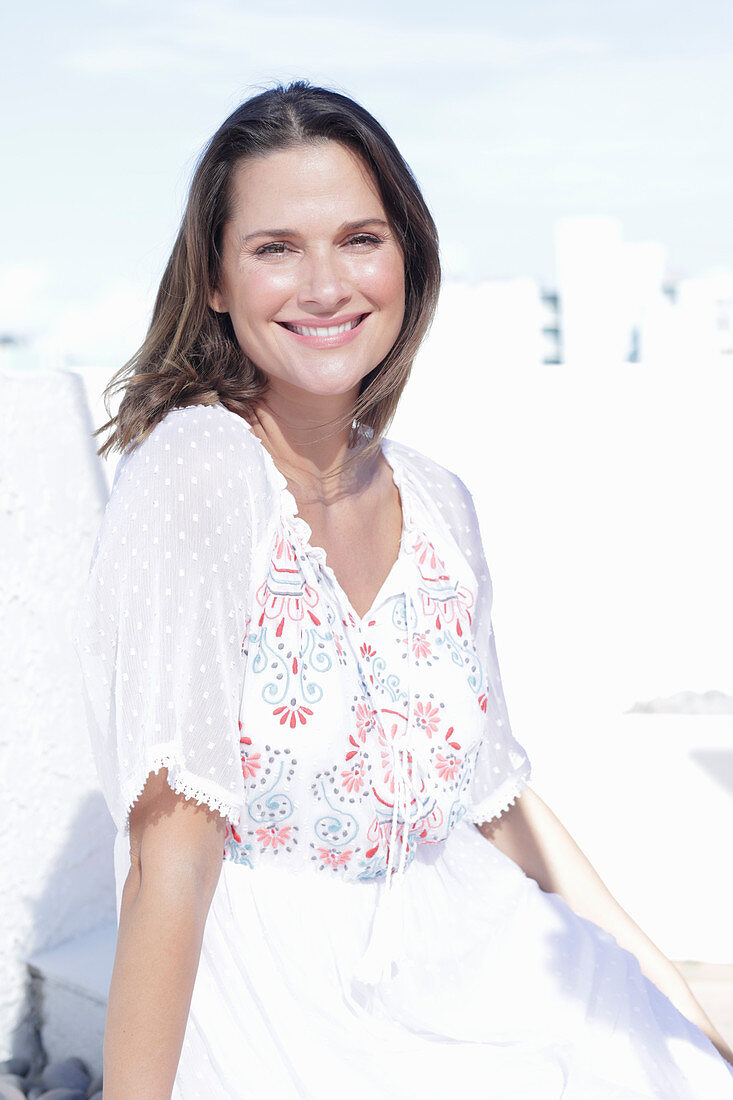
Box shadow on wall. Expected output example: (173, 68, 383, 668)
(628, 691, 733, 715)
(15, 794, 116, 1074)
(690, 751, 733, 800)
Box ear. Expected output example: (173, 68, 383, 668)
(209, 285, 228, 314)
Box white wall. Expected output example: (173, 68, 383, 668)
(391, 315, 733, 960)
(0, 368, 115, 1062)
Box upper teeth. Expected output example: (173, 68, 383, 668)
(284, 316, 363, 336)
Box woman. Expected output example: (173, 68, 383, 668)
(72, 80, 733, 1098)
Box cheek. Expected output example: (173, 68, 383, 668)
(235, 269, 293, 326)
(360, 253, 406, 313)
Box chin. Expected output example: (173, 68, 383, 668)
(285, 368, 377, 396)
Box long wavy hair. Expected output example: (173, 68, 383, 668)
(95, 79, 441, 475)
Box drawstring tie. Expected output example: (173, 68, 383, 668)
(352, 590, 434, 987)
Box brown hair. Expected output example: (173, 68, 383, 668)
(95, 79, 441, 474)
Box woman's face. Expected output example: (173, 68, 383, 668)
(209, 141, 406, 404)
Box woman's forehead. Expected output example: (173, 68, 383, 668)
(227, 142, 385, 226)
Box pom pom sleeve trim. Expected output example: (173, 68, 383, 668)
(120, 747, 244, 838)
(464, 761, 532, 827)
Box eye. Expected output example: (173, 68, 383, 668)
(254, 242, 290, 256)
(347, 234, 381, 247)
(253, 233, 381, 256)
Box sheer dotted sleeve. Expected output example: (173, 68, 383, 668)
(439, 471, 531, 825)
(394, 441, 532, 827)
(70, 405, 256, 836)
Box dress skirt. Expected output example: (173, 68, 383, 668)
(115, 818, 733, 1099)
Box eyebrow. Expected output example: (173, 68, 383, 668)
(240, 217, 390, 244)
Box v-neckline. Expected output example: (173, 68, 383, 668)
(228, 407, 410, 630)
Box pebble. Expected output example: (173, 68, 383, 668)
(0, 1077, 26, 1092)
(0, 1061, 30, 1079)
(38, 1091, 88, 1100)
(40, 1062, 90, 1093)
(0, 1051, 102, 1100)
(0, 1081, 26, 1100)
(61, 1059, 89, 1078)
(39, 1091, 88, 1100)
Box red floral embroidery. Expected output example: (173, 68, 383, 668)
(240, 744, 261, 780)
(342, 720, 370, 792)
(341, 764, 368, 794)
(272, 702, 314, 728)
(354, 701, 378, 740)
(316, 847, 353, 869)
(255, 529, 322, 630)
(434, 752, 462, 781)
(411, 632, 432, 658)
(378, 723, 421, 797)
(363, 813, 417, 869)
(239, 720, 262, 779)
(444, 725, 462, 751)
(413, 700, 440, 737)
(411, 533, 446, 577)
(420, 588, 473, 635)
(256, 824, 292, 849)
(410, 532, 474, 634)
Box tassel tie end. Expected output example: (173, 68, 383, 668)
(351, 871, 408, 986)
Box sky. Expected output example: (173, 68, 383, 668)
(2, 0, 732, 365)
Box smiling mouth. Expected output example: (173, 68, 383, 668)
(278, 314, 368, 337)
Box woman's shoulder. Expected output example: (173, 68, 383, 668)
(113, 401, 275, 505)
(383, 434, 471, 505)
(98, 403, 279, 563)
(118, 401, 268, 468)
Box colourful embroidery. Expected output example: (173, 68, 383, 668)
(226, 514, 490, 878)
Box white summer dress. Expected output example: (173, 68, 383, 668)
(71, 401, 733, 1099)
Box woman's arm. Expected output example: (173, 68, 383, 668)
(103, 769, 228, 1099)
(475, 784, 733, 1068)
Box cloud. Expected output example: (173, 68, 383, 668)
(60, 4, 604, 79)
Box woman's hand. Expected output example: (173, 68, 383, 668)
(475, 784, 733, 1069)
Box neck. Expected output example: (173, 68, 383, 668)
(248, 398, 374, 502)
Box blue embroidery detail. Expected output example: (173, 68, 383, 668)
(313, 780, 360, 846)
(247, 762, 294, 824)
(224, 838, 254, 867)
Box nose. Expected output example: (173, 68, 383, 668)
(296, 247, 352, 315)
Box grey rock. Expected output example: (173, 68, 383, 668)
(0, 1060, 30, 1079)
(85, 1076, 103, 1098)
(37, 1091, 88, 1100)
(27, 1088, 45, 1100)
(60, 1060, 88, 1081)
(39, 1063, 89, 1093)
(0, 1081, 27, 1100)
(0, 1077, 26, 1092)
